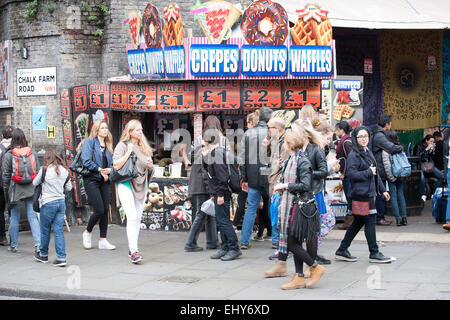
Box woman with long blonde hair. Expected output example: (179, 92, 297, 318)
(82, 120, 115, 251)
(113, 120, 153, 264)
(291, 119, 331, 264)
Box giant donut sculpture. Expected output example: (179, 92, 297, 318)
(240, 0, 289, 45)
(143, 3, 163, 48)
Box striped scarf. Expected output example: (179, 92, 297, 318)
(278, 155, 298, 255)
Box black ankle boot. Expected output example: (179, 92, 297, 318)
(401, 217, 407, 226)
(396, 218, 402, 226)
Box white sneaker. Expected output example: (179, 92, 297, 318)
(82, 231, 92, 249)
(421, 195, 427, 202)
(98, 239, 116, 250)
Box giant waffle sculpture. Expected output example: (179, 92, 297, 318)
(291, 4, 332, 46)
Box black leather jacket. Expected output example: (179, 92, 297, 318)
(281, 153, 314, 201)
(302, 143, 328, 195)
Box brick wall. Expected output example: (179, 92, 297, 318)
(0, 0, 253, 151)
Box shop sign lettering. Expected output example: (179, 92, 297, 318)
(190, 44, 239, 77)
(241, 45, 287, 76)
(127, 48, 165, 78)
(164, 45, 185, 77)
(289, 46, 332, 76)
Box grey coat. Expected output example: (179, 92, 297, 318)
(382, 150, 396, 183)
(2, 149, 40, 204)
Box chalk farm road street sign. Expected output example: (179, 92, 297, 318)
(16, 67, 57, 97)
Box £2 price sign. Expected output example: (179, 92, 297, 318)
(197, 80, 240, 111)
(127, 84, 157, 112)
(157, 82, 195, 112)
(242, 80, 282, 110)
(110, 83, 128, 110)
(283, 79, 321, 109)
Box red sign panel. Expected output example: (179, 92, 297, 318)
(73, 86, 88, 112)
(110, 83, 128, 110)
(127, 83, 157, 112)
(283, 79, 321, 109)
(197, 80, 240, 111)
(242, 80, 282, 110)
(89, 84, 110, 109)
(157, 82, 195, 112)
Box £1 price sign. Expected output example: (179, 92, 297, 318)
(283, 79, 321, 109)
(73, 86, 88, 112)
(110, 83, 128, 110)
(157, 82, 195, 112)
(127, 83, 157, 112)
(197, 80, 240, 111)
(242, 80, 282, 110)
(89, 84, 110, 109)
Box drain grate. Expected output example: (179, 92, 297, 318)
(160, 276, 201, 284)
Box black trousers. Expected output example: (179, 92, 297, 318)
(278, 234, 318, 274)
(85, 177, 111, 238)
(233, 191, 247, 227)
(0, 188, 6, 238)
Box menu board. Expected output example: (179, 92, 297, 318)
(127, 83, 157, 112)
(157, 82, 195, 112)
(197, 80, 240, 111)
(242, 80, 282, 110)
(71, 85, 90, 147)
(283, 79, 321, 109)
(110, 83, 128, 110)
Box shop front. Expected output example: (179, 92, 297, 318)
(60, 1, 338, 230)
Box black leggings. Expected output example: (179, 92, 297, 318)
(278, 234, 318, 274)
(85, 177, 111, 238)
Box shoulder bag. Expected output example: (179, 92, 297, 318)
(109, 152, 138, 183)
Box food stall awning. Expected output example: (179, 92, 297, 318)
(280, 0, 450, 29)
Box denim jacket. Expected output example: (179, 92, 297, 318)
(81, 137, 112, 180)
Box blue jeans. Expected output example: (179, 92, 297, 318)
(388, 180, 407, 219)
(420, 168, 444, 196)
(375, 179, 387, 222)
(39, 199, 66, 260)
(240, 186, 269, 245)
(9, 198, 40, 248)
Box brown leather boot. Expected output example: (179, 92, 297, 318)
(306, 264, 325, 288)
(303, 263, 310, 278)
(264, 260, 287, 277)
(338, 215, 354, 230)
(281, 273, 306, 290)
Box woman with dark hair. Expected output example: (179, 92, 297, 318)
(33, 150, 72, 266)
(2, 128, 41, 253)
(335, 121, 353, 230)
(416, 135, 443, 201)
(335, 126, 392, 263)
(382, 130, 407, 226)
(184, 115, 224, 252)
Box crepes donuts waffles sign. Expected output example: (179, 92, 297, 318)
(124, 1, 335, 80)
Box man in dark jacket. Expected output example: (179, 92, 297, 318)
(432, 131, 444, 171)
(371, 114, 403, 225)
(238, 107, 273, 248)
(206, 140, 242, 261)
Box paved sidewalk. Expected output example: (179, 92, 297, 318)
(0, 204, 448, 300)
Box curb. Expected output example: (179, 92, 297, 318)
(0, 286, 122, 300)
